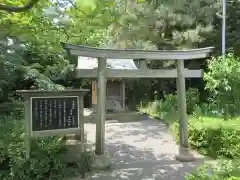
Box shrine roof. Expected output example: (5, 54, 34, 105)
(77, 56, 138, 70)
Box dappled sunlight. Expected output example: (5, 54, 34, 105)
(84, 118, 207, 179)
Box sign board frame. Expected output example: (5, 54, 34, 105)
(16, 89, 89, 158)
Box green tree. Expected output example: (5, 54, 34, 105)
(0, 0, 116, 114)
(204, 53, 240, 119)
(106, 0, 219, 103)
(202, 0, 240, 56)
(0, 0, 40, 12)
(109, 0, 219, 50)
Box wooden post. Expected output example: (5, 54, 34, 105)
(176, 60, 194, 162)
(79, 96, 84, 141)
(122, 80, 126, 110)
(92, 80, 97, 111)
(24, 98, 31, 159)
(95, 58, 106, 155)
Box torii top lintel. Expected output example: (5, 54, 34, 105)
(61, 43, 214, 60)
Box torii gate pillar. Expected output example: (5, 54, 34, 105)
(95, 58, 106, 155)
(176, 60, 195, 161)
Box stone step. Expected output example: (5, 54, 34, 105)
(84, 111, 148, 123)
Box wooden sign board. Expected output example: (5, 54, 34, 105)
(16, 89, 89, 158)
(31, 96, 79, 134)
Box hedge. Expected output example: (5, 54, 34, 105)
(172, 116, 240, 159)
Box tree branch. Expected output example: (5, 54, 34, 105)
(66, 0, 87, 16)
(0, 0, 40, 13)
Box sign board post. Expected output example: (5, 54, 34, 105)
(16, 89, 88, 159)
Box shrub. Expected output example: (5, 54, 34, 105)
(160, 93, 178, 115)
(0, 113, 93, 180)
(185, 88, 200, 114)
(172, 116, 240, 159)
(139, 88, 200, 119)
(204, 53, 240, 118)
(149, 100, 162, 115)
(186, 159, 240, 180)
(0, 113, 68, 180)
(161, 87, 200, 115)
(194, 103, 223, 117)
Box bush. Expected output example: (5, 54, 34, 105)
(0, 113, 93, 180)
(139, 88, 200, 120)
(186, 159, 240, 179)
(172, 116, 240, 159)
(204, 53, 240, 118)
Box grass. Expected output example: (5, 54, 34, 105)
(138, 100, 240, 131)
(190, 116, 240, 131)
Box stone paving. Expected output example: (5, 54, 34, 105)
(80, 118, 212, 180)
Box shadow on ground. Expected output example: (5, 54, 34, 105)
(84, 119, 207, 180)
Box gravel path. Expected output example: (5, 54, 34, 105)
(82, 118, 210, 180)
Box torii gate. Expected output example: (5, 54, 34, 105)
(62, 43, 214, 162)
